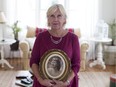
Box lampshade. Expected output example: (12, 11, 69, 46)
(0, 11, 7, 23)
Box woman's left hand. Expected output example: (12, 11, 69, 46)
(52, 80, 67, 87)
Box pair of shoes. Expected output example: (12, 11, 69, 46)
(21, 76, 33, 85)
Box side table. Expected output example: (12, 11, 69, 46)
(89, 37, 112, 69)
(0, 39, 16, 69)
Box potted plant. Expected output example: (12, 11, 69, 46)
(10, 21, 21, 40)
(8, 21, 21, 51)
(104, 19, 116, 65)
(108, 19, 116, 45)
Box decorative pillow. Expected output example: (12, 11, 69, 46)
(26, 27, 80, 38)
(66, 28, 74, 33)
(26, 26, 36, 38)
(66, 28, 81, 38)
(35, 27, 48, 37)
(74, 28, 81, 38)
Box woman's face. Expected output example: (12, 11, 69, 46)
(51, 58, 58, 67)
(48, 9, 66, 30)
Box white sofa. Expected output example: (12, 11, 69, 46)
(19, 26, 89, 71)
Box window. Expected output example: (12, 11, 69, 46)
(6, 0, 98, 37)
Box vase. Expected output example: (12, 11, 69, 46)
(10, 40, 19, 51)
(14, 32, 18, 40)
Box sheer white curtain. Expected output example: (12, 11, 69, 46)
(4, 0, 99, 59)
(5, 0, 98, 37)
(66, 0, 99, 37)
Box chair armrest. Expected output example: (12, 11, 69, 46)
(19, 40, 30, 59)
(80, 41, 89, 71)
(80, 41, 89, 52)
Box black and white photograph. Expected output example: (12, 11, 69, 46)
(46, 56, 64, 78)
(39, 49, 71, 81)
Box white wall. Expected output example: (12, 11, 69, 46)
(115, 0, 116, 19)
(0, 0, 7, 15)
(0, 0, 4, 11)
(99, 0, 116, 23)
(0, 0, 3, 40)
(0, 0, 7, 40)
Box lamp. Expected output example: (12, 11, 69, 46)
(0, 11, 7, 41)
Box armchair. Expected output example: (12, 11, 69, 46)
(19, 26, 89, 71)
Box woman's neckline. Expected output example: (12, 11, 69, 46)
(48, 29, 69, 38)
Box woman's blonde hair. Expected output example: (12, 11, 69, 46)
(47, 4, 67, 26)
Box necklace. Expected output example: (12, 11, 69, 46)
(50, 36, 62, 44)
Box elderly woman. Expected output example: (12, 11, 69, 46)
(30, 4, 80, 87)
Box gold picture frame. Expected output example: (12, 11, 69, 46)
(39, 49, 71, 81)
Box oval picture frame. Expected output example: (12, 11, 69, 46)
(39, 49, 71, 81)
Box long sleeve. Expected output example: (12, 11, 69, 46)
(30, 34, 41, 67)
(71, 35, 80, 76)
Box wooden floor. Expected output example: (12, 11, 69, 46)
(0, 58, 115, 87)
(0, 58, 30, 70)
(0, 58, 115, 72)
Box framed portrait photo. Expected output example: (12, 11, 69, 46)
(39, 49, 71, 81)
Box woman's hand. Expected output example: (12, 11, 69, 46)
(38, 79, 54, 87)
(52, 80, 67, 87)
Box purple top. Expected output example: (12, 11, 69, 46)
(30, 31, 80, 87)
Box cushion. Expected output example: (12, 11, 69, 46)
(74, 28, 81, 38)
(26, 26, 36, 38)
(66, 28, 81, 38)
(35, 28, 47, 37)
(26, 26, 81, 38)
(25, 27, 81, 50)
(66, 28, 74, 33)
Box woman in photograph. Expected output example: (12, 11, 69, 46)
(30, 4, 80, 87)
(47, 56, 62, 77)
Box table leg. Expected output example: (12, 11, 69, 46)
(89, 42, 106, 69)
(0, 45, 13, 69)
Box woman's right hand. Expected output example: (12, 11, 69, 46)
(39, 79, 54, 87)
